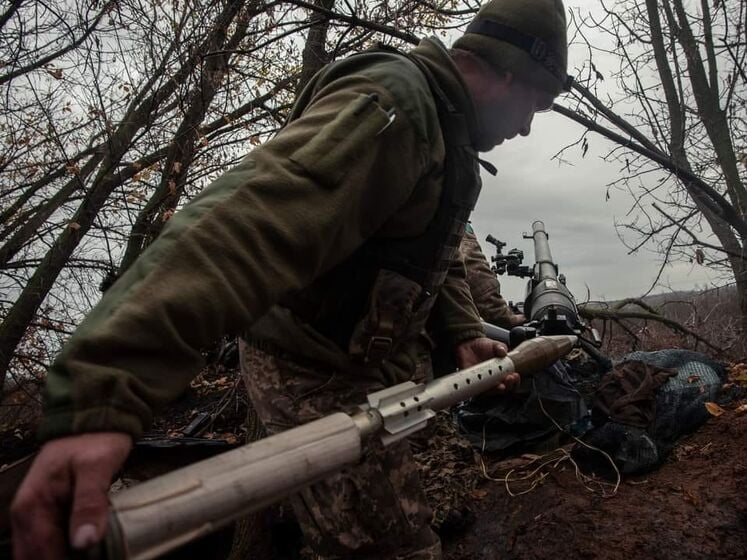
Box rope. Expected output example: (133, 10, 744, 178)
(478, 380, 621, 498)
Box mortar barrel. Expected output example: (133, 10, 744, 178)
(531, 221, 557, 281)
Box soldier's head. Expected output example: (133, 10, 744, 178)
(452, 0, 569, 151)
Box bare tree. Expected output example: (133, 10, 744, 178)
(0, 0, 477, 391)
(555, 0, 747, 337)
(0, 0, 115, 86)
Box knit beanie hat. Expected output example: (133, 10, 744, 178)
(453, 0, 569, 97)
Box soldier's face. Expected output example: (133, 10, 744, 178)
(476, 76, 554, 147)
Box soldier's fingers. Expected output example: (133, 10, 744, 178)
(11, 459, 71, 559)
(67, 433, 132, 549)
(492, 341, 508, 358)
(68, 465, 113, 550)
(504, 372, 520, 391)
(493, 372, 520, 394)
(11, 505, 67, 560)
(12, 434, 131, 559)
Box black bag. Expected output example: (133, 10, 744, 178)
(573, 350, 725, 475)
(456, 361, 588, 454)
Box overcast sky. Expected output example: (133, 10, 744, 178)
(467, 0, 721, 305)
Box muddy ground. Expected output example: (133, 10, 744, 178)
(440, 407, 746, 560)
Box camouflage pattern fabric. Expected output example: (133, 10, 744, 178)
(240, 339, 441, 560)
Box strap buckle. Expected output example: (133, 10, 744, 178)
(365, 335, 393, 365)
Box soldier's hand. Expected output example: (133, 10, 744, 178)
(508, 313, 526, 327)
(11, 432, 132, 560)
(454, 337, 520, 393)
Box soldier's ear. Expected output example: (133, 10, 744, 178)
(456, 54, 513, 103)
(481, 70, 513, 102)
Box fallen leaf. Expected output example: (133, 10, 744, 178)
(682, 486, 701, 507)
(735, 404, 747, 415)
(470, 488, 488, 499)
(705, 402, 725, 417)
(68, 222, 81, 230)
(687, 375, 701, 384)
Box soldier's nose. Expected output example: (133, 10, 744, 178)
(520, 113, 534, 136)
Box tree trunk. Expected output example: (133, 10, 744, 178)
(0, 1, 247, 389)
(117, 3, 254, 276)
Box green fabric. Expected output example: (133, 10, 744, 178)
(453, 0, 568, 96)
(428, 250, 486, 346)
(253, 38, 485, 362)
(39, 38, 485, 441)
(408, 39, 483, 150)
(41, 160, 262, 438)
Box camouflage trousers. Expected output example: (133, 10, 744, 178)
(239, 339, 441, 560)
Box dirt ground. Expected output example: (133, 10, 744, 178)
(440, 407, 747, 560)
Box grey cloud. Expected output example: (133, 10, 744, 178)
(468, 110, 717, 302)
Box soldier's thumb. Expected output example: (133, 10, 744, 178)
(69, 468, 112, 549)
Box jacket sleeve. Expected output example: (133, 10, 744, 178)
(460, 229, 514, 328)
(429, 246, 485, 347)
(39, 76, 433, 441)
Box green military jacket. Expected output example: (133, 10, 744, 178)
(39, 38, 485, 441)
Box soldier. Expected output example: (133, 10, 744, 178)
(431, 225, 525, 378)
(461, 224, 526, 329)
(11, 1, 569, 559)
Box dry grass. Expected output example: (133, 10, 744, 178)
(587, 285, 744, 362)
